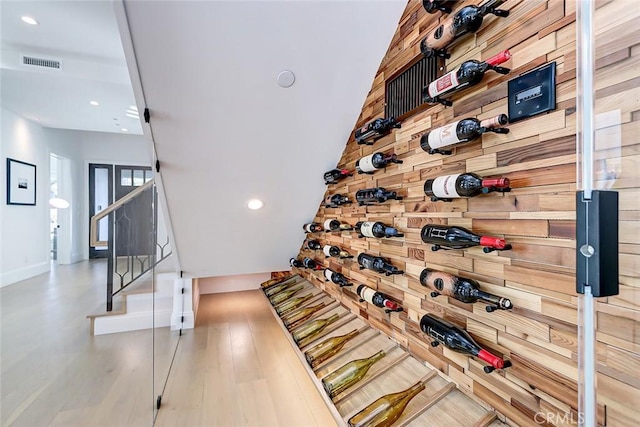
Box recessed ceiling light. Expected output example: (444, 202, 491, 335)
(246, 199, 264, 210)
(121, 128, 128, 132)
(21, 16, 38, 25)
(90, 101, 99, 106)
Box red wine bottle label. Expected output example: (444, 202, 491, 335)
(430, 174, 462, 198)
(359, 222, 376, 238)
(357, 154, 377, 173)
(323, 219, 335, 230)
(427, 70, 459, 97)
(428, 121, 461, 149)
(323, 245, 332, 257)
(324, 269, 333, 281)
(359, 286, 377, 304)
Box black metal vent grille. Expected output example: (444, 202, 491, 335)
(385, 55, 440, 120)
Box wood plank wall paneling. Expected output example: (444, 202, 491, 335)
(294, 1, 639, 426)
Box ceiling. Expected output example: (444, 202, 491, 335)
(119, 0, 406, 278)
(1, 0, 142, 134)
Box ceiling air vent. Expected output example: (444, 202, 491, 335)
(20, 55, 62, 70)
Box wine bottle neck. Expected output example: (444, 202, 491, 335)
(485, 50, 511, 66)
(481, 177, 510, 189)
(369, 350, 386, 364)
(479, 236, 507, 249)
(326, 313, 340, 323)
(474, 290, 513, 310)
(403, 381, 427, 400)
(477, 348, 505, 369)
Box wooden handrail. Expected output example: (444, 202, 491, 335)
(90, 180, 154, 247)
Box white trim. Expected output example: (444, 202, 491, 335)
(0, 261, 50, 288)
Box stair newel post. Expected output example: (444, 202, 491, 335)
(106, 210, 115, 312)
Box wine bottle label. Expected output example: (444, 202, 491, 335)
(423, 20, 456, 50)
(324, 269, 333, 281)
(360, 222, 376, 238)
(359, 287, 377, 305)
(324, 219, 335, 230)
(427, 121, 462, 149)
(428, 70, 459, 97)
(430, 174, 462, 198)
(357, 154, 377, 173)
(323, 245, 332, 257)
(425, 226, 448, 240)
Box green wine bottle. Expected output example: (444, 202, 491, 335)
(282, 302, 327, 330)
(264, 277, 299, 297)
(304, 329, 360, 368)
(347, 380, 426, 427)
(293, 313, 340, 347)
(322, 350, 386, 399)
(269, 284, 303, 306)
(261, 274, 294, 290)
(275, 293, 313, 316)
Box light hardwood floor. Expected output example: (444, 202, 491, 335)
(1, 261, 337, 427)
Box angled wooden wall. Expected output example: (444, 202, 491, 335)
(293, 0, 640, 425)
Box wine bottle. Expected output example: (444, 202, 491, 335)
(302, 257, 324, 270)
(355, 221, 404, 239)
(420, 314, 511, 373)
(306, 239, 322, 251)
(303, 222, 322, 233)
(282, 302, 327, 330)
(423, 0, 458, 14)
(357, 284, 403, 313)
(290, 257, 303, 268)
(347, 380, 426, 427)
(355, 117, 401, 146)
(421, 224, 511, 253)
(423, 50, 511, 106)
(355, 187, 403, 206)
(260, 274, 295, 290)
(424, 173, 511, 202)
(325, 194, 352, 208)
(269, 284, 303, 306)
(357, 254, 404, 276)
(264, 278, 300, 298)
(356, 152, 403, 174)
(419, 268, 512, 312)
(324, 219, 353, 232)
(420, 114, 509, 155)
(275, 293, 314, 316)
(325, 168, 353, 185)
(421, 0, 509, 58)
(323, 245, 354, 259)
(293, 313, 340, 346)
(324, 269, 351, 287)
(304, 329, 360, 368)
(322, 350, 387, 399)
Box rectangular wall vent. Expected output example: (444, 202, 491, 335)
(21, 55, 62, 70)
(385, 55, 441, 120)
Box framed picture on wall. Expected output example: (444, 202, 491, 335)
(6, 158, 36, 206)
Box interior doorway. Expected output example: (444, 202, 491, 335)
(49, 153, 72, 264)
(88, 164, 113, 259)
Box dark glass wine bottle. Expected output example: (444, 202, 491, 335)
(347, 380, 426, 427)
(282, 302, 327, 330)
(324, 219, 353, 232)
(324, 168, 353, 185)
(276, 293, 315, 316)
(323, 245, 354, 259)
(290, 257, 303, 268)
(355, 117, 401, 146)
(325, 194, 352, 208)
(421, 0, 509, 58)
(424, 173, 510, 201)
(306, 239, 322, 251)
(293, 313, 340, 347)
(356, 221, 404, 239)
(302, 257, 323, 270)
(420, 114, 509, 155)
(357, 254, 404, 276)
(421, 224, 511, 253)
(321, 350, 386, 399)
(419, 268, 512, 312)
(356, 152, 403, 174)
(423, 50, 511, 106)
(357, 284, 403, 313)
(269, 284, 303, 306)
(305, 329, 360, 368)
(303, 222, 322, 233)
(423, 0, 458, 14)
(420, 314, 511, 373)
(355, 187, 403, 206)
(324, 269, 351, 287)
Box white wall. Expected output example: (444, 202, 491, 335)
(1, 109, 52, 286)
(198, 272, 271, 294)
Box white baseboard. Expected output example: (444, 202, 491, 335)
(93, 309, 173, 335)
(171, 311, 194, 331)
(0, 262, 50, 288)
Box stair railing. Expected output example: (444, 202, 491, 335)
(90, 180, 172, 311)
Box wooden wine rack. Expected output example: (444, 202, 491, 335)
(264, 276, 505, 427)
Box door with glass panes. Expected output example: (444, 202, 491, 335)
(114, 165, 154, 256)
